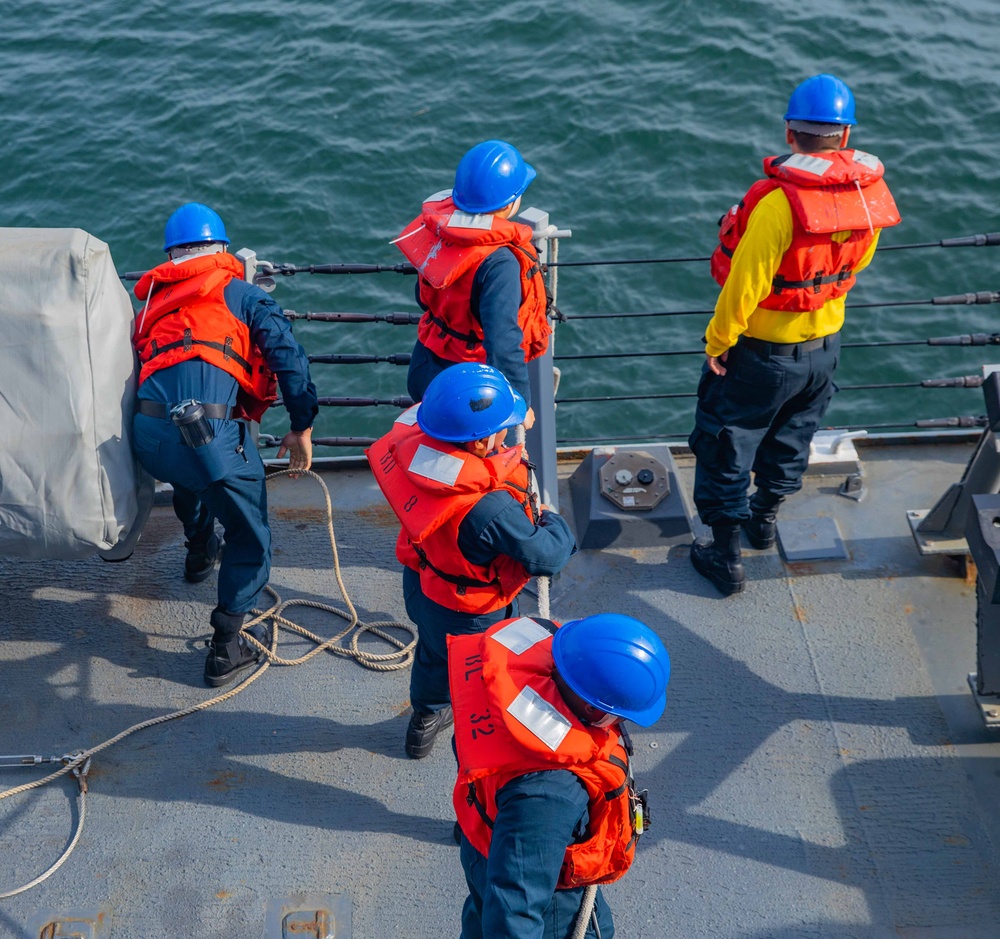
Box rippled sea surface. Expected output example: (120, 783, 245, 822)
(3, 0, 999, 446)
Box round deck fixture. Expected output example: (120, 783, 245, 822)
(599, 450, 670, 511)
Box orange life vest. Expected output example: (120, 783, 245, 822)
(449, 617, 639, 888)
(393, 195, 551, 364)
(365, 408, 538, 614)
(133, 253, 277, 422)
(710, 149, 901, 312)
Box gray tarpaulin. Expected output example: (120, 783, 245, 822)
(0, 228, 150, 558)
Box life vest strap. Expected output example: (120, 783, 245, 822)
(146, 335, 254, 377)
(503, 466, 540, 523)
(510, 243, 564, 324)
(424, 308, 481, 351)
(773, 264, 853, 295)
(509, 242, 542, 282)
(466, 782, 495, 830)
(410, 542, 499, 595)
(604, 753, 630, 801)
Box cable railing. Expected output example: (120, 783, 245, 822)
(120, 225, 1000, 456)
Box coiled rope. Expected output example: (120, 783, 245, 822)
(0, 467, 415, 898)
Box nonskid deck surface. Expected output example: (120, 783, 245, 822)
(1, 441, 999, 939)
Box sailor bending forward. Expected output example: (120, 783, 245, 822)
(366, 363, 575, 758)
(131, 203, 318, 686)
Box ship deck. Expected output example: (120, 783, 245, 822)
(2, 436, 1000, 939)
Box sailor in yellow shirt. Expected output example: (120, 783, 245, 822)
(689, 74, 900, 596)
(704, 192, 879, 360)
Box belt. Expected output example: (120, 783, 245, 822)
(137, 400, 235, 420)
(738, 333, 837, 358)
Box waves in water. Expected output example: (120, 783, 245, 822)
(1, 0, 998, 443)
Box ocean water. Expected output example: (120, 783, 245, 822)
(2, 0, 999, 446)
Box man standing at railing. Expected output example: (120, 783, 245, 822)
(393, 139, 552, 431)
(366, 363, 575, 758)
(131, 202, 318, 685)
(689, 74, 900, 596)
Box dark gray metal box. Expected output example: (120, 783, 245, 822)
(568, 445, 694, 550)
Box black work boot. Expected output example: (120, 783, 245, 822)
(204, 609, 263, 688)
(184, 531, 221, 583)
(204, 635, 262, 688)
(742, 493, 785, 550)
(405, 706, 454, 759)
(690, 522, 745, 596)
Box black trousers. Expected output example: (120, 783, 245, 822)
(688, 333, 840, 526)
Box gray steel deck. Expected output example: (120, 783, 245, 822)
(2, 438, 999, 939)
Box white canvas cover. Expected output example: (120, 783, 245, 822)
(0, 228, 150, 558)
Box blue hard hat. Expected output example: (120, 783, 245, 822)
(417, 363, 527, 443)
(553, 614, 670, 727)
(163, 202, 230, 252)
(784, 74, 856, 126)
(452, 140, 536, 214)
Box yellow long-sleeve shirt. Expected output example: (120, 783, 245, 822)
(704, 186, 881, 358)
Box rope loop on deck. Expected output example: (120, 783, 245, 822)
(0, 466, 415, 898)
(242, 468, 416, 672)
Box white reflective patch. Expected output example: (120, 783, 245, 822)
(851, 149, 880, 171)
(394, 404, 420, 426)
(781, 153, 831, 177)
(507, 686, 572, 751)
(423, 189, 454, 204)
(491, 617, 550, 655)
(408, 444, 464, 486)
(447, 210, 495, 231)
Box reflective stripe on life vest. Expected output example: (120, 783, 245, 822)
(449, 619, 640, 888)
(365, 419, 537, 614)
(393, 195, 551, 364)
(710, 148, 901, 312)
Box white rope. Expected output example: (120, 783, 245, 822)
(0, 467, 415, 897)
(0, 771, 87, 899)
(537, 572, 551, 621)
(571, 884, 598, 939)
(854, 178, 875, 236)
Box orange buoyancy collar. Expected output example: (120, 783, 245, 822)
(365, 408, 538, 614)
(449, 617, 639, 888)
(133, 252, 277, 421)
(710, 148, 901, 312)
(392, 195, 551, 364)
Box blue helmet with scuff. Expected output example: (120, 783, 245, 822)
(784, 74, 856, 127)
(417, 363, 527, 443)
(163, 202, 230, 252)
(452, 140, 536, 214)
(553, 614, 670, 727)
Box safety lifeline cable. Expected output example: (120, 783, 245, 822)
(0, 468, 416, 898)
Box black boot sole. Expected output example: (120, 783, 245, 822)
(204, 642, 263, 688)
(741, 521, 776, 551)
(204, 657, 260, 688)
(690, 545, 746, 596)
(185, 561, 219, 584)
(405, 709, 455, 759)
(185, 543, 224, 583)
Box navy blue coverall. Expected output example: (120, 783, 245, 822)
(459, 769, 615, 939)
(132, 277, 317, 625)
(406, 248, 530, 405)
(405, 490, 575, 714)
